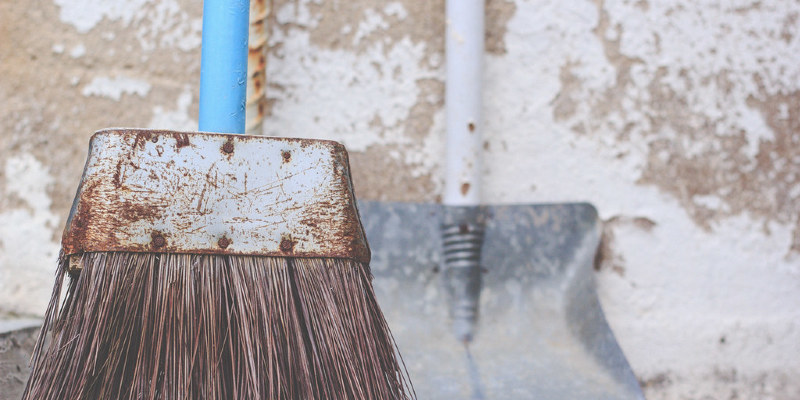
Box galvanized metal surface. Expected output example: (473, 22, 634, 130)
(62, 129, 370, 263)
(359, 201, 644, 400)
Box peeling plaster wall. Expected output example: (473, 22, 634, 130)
(0, 0, 798, 398)
(0, 0, 203, 317)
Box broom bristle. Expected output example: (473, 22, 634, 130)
(23, 252, 415, 399)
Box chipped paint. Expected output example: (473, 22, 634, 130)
(53, 0, 201, 52)
(81, 76, 152, 101)
(0, 154, 60, 316)
(69, 43, 86, 58)
(352, 8, 390, 46)
(479, 0, 800, 397)
(140, 0, 203, 52)
(545, 0, 800, 243)
(53, 0, 151, 33)
(148, 87, 197, 131)
(266, 0, 444, 198)
(384, 3, 409, 20)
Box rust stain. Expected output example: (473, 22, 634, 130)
(63, 181, 98, 252)
(221, 140, 234, 154)
(297, 149, 371, 263)
(113, 160, 123, 188)
(196, 183, 208, 212)
(119, 201, 161, 222)
(258, 101, 265, 118)
(460, 182, 471, 196)
(133, 131, 154, 150)
(217, 236, 231, 249)
(282, 150, 291, 162)
(151, 232, 166, 248)
(172, 132, 190, 149)
(279, 237, 296, 253)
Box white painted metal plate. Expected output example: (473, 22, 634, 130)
(62, 129, 370, 263)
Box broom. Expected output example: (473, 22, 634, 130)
(22, 0, 414, 398)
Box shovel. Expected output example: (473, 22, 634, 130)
(359, 201, 643, 399)
(356, 1, 644, 398)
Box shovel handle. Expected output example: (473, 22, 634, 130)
(199, 0, 251, 134)
(442, 0, 485, 344)
(444, 0, 484, 206)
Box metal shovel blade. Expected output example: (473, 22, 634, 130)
(358, 201, 644, 400)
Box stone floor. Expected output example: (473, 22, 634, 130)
(0, 321, 39, 400)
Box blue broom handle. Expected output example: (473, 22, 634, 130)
(199, 0, 250, 134)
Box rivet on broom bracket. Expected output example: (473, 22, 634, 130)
(280, 237, 295, 253)
(222, 140, 234, 154)
(151, 232, 166, 249)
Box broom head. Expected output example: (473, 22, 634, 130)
(23, 129, 414, 399)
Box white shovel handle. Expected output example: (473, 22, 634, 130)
(444, 0, 484, 206)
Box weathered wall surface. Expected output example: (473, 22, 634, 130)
(1, 0, 798, 398)
(0, 0, 203, 318)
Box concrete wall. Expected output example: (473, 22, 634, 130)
(1, 0, 798, 398)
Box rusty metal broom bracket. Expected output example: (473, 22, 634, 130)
(62, 129, 370, 270)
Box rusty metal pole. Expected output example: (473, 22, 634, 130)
(246, 0, 271, 135)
